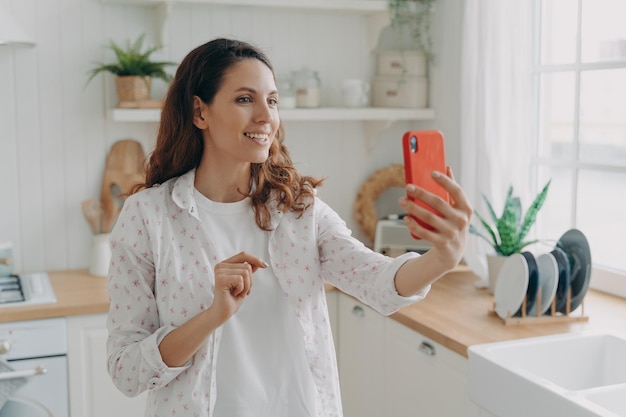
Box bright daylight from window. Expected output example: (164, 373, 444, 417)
(534, 0, 626, 281)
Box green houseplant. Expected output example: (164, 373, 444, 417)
(87, 34, 176, 105)
(470, 180, 551, 293)
(387, 0, 435, 61)
(470, 180, 551, 257)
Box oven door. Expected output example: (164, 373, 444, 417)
(0, 397, 51, 417)
(2, 356, 68, 417)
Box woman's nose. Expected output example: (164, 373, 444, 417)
(255, 101, 274, 123)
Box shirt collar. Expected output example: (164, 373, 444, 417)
(172, 169, 198, 216)
(171, 168, 285, 226)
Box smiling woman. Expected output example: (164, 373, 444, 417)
(104, 37, 472, 417)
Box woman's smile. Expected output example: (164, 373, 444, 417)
(244, 131, 271, 145)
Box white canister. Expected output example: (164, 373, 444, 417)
(292, 68, 321, 108)
(276, 73, 297, 109)
(0, 242, 13, 277)
(372, 75, 428, 108)
(376, 50, 427, 77)
(89, 234, 111, 277)
(341, 79, 370, 108)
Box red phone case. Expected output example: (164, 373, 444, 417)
(402, 130, 449, 239)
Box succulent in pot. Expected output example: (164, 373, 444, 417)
(470, 180, 551, 257)
(87, 34, 176, 105)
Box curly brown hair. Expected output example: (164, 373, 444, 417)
(137, 38, 323, 230)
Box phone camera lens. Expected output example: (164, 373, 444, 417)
(410, 136, 418, 152)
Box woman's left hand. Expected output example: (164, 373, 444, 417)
(398, 167, 472, 270)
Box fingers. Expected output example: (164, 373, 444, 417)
(404, 171, 472, 219)
(399, 170, 472, 239)
(214, 263, 249, 296)
(214, 251, 268, 298)
(222, 251, 269, 272)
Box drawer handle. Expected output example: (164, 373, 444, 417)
(418, 341, 436, 356)
(0, 340, 11, 355)
(0, 365, 47, 381)
(352, 305, 365, 317)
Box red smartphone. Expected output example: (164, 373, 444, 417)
(402, 130, 450, 239)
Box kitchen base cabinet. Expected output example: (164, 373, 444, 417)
(336, 292, 486, 417)
(338, 294, 386, 417)
(67, 314, 146, 417)
(384, 318, 470, 417)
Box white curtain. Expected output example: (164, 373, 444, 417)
(460, 0, 535, 284)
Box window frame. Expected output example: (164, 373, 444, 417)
(531, 0, 626, 298)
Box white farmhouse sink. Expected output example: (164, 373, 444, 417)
(468, 331, 626, 417)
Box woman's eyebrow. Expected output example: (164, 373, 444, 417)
(235, 86, 279, 95)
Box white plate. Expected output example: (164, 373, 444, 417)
(494, 254, 529, 319)
(530, 252, 559, 315)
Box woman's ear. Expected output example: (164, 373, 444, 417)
(192, 96, 208, 129)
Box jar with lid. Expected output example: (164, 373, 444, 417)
(292, 68, 321, 108)
(276, 73, 296, 109)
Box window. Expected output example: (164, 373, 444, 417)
(533, 0, 626, 297)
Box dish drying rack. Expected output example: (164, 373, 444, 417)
(489, 286, 589, 326)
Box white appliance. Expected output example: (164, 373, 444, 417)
(373, 218, 432, 256)
(0, 273, 57, 308)
(0, 317, 69, 417)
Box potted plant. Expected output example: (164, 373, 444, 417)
(470, 180, 551, 292)
(387, 0, 435, 62)
(87, 34, 176, 106)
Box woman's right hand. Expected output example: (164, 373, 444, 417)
(159, 252, 268, 367)
(211, 251, 269, 325)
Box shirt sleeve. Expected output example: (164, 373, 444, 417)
(315, 197, 430, 316)
(106, 193, 191, 397)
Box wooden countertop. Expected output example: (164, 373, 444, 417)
(2, 268, 625, 359)
(0, 270, 109, 322)
(389, 266, 626, 357)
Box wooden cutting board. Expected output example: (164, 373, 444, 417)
(100, 139, 146, 233)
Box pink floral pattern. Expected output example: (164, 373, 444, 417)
(106, 170, 427, 417)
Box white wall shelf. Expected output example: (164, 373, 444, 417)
(101, 0, 390, 48)
(109, 107, 434, 150)
(101, 0, 389, 13)
(109, 107, 434, 123)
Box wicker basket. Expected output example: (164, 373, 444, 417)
(115, 75, 151, 105)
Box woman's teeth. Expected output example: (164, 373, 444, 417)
(244, 133, 270, 143)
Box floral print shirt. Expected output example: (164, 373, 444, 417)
(106, 169, 428, 417)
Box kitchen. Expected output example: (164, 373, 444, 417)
(1, 0, 626, 416)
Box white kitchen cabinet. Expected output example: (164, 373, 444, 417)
(335, 292, 485, 417)
(67, 314, 146, 417)
(338, 294, 386, 417)
(384, 318, 470, 417)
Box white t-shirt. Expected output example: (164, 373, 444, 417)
(194, 190, 319, 417)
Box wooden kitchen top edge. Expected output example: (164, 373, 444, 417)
(329, 266, 626, 358)
(0, 269, 110, 323)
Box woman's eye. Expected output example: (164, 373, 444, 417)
(269, 97, 278, 106)
(237, 96, 252, 103)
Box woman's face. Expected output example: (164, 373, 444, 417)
(195, 58, 280, 166)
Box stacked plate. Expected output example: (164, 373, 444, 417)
(494, 229, 592, 320)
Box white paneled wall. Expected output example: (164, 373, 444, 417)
(0, 0, 462, 274)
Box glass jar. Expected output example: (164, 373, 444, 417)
(292, 68, 321, 108)
(276, 73, 296, 109)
